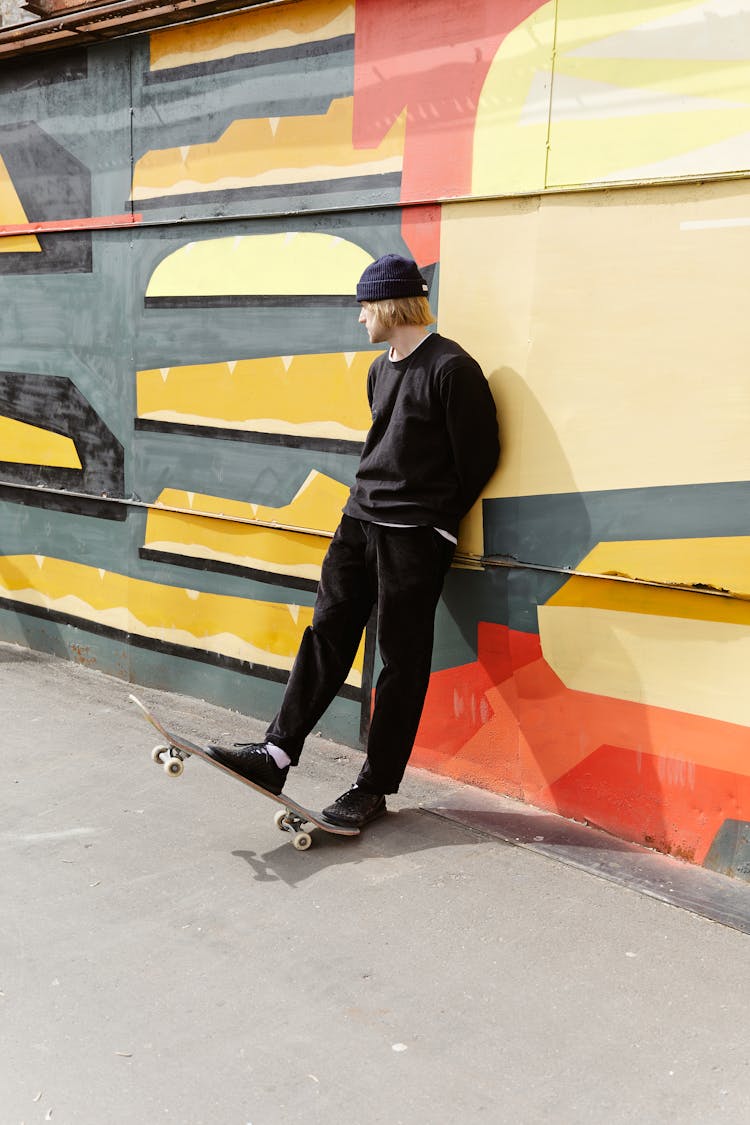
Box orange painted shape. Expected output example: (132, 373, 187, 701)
(412, 621, 750, 864)
(412, 622, 540, 790)
(0, 213, 143, 237)
(401, 203, 441, 269)
(547, 745, 750, 866)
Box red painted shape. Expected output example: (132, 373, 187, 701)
(353, 0, 547, 202)
(400, 203, 441, 269)
(412, 622, 750, 863)
(0, 212, 143, 237)
(548, 745, 750, 866)
(413, 623, 540, 795)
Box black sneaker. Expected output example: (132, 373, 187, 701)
(322, 785, 386, 828)
(207, 742, 288, 795)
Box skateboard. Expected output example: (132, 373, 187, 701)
(130, 694, 359, 850)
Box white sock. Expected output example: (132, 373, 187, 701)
(266, 742, 292, 769)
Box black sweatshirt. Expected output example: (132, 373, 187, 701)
(344, 332, 500, 538)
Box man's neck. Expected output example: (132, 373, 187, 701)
(387, 325, 431, 361)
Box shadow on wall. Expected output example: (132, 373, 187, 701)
(484, 365, 592, 566)
(543, 628, 669, 860)
(432, 364, 670, 858)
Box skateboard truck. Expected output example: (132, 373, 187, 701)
(152, 743, 187, 777)
(151, 741, 314, 849)
(272, 809, 313, 851)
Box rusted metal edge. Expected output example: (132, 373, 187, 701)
(3, 176, 750, 242)
(0, 477, 743, 601)
(478, 555, 741, 600)
(0, 477, 335, 538)
(0, 0, 291, 56)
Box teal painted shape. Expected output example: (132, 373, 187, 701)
(483, 482, 750, 570)
(0, 604, 362, 748)
(703, 820, 750, 883)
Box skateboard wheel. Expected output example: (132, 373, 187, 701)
(164, 756, 184, 777)
(274, 810, 289, 831)
(152, 744, 169, 765)
(292, 832, 312, 851)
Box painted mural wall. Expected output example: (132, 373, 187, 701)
(1, 0, 749, 879)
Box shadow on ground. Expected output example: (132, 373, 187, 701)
(232, 806, 493, 887)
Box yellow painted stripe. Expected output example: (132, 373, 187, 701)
(145, 514, 329, 583)
(0, 554, 364, 686)
(132, 98, 404, 201)
(0, 155, 41, 253)
(538, 602, 750, 728)
(547, 573, 750, 627)
(577, 537, 750, 599)
(150, 0, 353, 72)
(137, 351, 371, 437)
(146, 232, 373, 299)
(0, 416, 82, 469)
(145, 473, 349, 582)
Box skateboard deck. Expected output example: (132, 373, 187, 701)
(130, 694, 359, 850)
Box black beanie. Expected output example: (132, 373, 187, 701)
(356, 254, 429, 302)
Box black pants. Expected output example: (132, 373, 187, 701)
(266, 515, 455, 794)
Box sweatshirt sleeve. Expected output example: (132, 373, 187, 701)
(441, 358, 500, 516)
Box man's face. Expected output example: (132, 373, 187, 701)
(358, 302, 388, 344)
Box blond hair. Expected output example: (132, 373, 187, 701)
(361, 296, 435, 330)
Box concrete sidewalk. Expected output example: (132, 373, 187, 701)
(2, 641, 749, 1125)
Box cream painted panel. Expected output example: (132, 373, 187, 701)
(538, 603, 750, 727)
(146, 232, 373, 298)
(437, 196, 541, 554)
(549, 0, 750, 186)
(439, 181, 750, 505)
(471, 1, 554, 197)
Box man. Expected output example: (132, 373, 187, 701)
(210, 253, 500, 828)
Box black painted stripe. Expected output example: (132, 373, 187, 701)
(0, 595, 362, 702)
(144, 294, 356, 308)
(0, 483, 126, 521)
(132, 172, 402, 211)
(134, 417, 364, 455)
(140, 547, 319, 593)
(142, 34, 354, 84)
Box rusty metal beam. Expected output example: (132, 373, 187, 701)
(0, 0, 293, 58)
